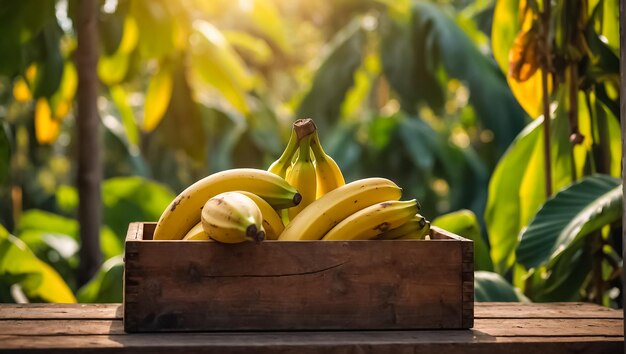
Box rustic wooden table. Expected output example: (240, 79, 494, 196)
(0, 302, 622, 353)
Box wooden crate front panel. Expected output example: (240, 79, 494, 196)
(124, 223, 468, 332)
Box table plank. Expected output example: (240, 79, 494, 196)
(0, 302, 620, 320)
(0, 318, 622, 337)
(0, 304, 122, 320)
(0, 303, 621, 354)
(0, 334, 621, 354)
(474, 302, 623, 319)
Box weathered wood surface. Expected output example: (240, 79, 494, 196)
(124, 223, 472, 332)
(0, 303, 621, 353)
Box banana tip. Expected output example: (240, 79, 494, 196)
(293, 192, 302, 206)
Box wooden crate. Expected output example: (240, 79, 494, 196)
(123, 222, 474, 333)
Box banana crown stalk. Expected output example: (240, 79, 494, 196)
(285, 131, 317, 220)
(268, 128, 298, 178)
(202, 191, 266, 243)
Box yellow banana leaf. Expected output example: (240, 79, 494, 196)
(143, 62, 173, 132)
(35, 98, 60, 144)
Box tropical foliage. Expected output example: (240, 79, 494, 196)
(0, 0, 621, 306)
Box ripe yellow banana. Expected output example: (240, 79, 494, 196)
(322, 200, 419, 241)
(310, 130, 344, 198)
(278, 177, 403, 241)
(154, 168, 301, 240)
(376, 214, 427, 240)
(182, 222, 211, 241)
(285, 133, 317, 220)
(267, 128, 298, 178)
(201, 191, 265, 243)
(237, 191, 284, 240)
(397, 220, 431, 240)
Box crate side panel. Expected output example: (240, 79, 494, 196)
(125, 240, 463, 331)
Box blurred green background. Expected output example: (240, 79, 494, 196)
(0, 0, 622, 307)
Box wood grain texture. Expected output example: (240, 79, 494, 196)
(124, 223, 472, 332)
(1, 318, 622, 337)
(1, 303, 618, 321)
(474, 302, 623, 319)
(0, 304, 121, 320)
(0, 334, 621, 354)
(0, 303, 621, 354)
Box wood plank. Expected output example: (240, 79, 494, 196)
(0, 317, 621, 338)
(0, 304, 122, 320)
(125, 237, 465, 331)
(0, 333, 621, 354)
(474, 303, 623, 319)
(0, 302, 619, 321)
(476, 318, 623, 337)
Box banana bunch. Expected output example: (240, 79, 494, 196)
(277, 177, 428, 241)
(153, 168, 300, 241)
(268, 118, 345, 223)
(154, 118, 433, 243)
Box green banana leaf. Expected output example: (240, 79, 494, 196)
(0, 224, 76, 303)
(109, 84, 140, 146)
(55, 177, 175, 239)
(296, 19, 364, 135)
(516, 174, 621, 269)
(159, 62, 208, 163)
(130, 1, 174, 59)
(189, 20, 252, 115)
(0, 0, 55, 76)
(475, 271, 529, 302)
(381, 2, 525, 153)
(525, 245, 592, 302)
(433, 210, 493, 271)
(485, 118, 541, 274)
(16, 209, 123, 290)
(486, 100, 581, 275)
(32, 20, 64, 99)
(0, 120, 11, 186)
(77, 256, 124, 303)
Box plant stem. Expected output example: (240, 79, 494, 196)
(568, 64, 579, 181)
(540, 2, 553, 198)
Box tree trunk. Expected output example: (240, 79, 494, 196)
(76, 0, 102, 287)
(619, 0, 625, 348)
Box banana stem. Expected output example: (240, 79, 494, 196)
(310, 131, 327, 161)
(540, 1, 553, 198)
(297, 133, 314, 163)
(277, 129, 298, 165)
(293, 118, 317, 141)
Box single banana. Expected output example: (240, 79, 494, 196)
(267, 128, 298, 178)
(310, 130, 344, 199)
(237, 191, 284, 240)
(201, 191, 265, 243)
(285, 133, 317, 220)
(278, 178, 403, 241)
(322, 200, 419, 241)
(376, 214, 427, 240)
(397, 220, 431, 240)
(182, 222, 211, 241)
(154, 168, 301, 240)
